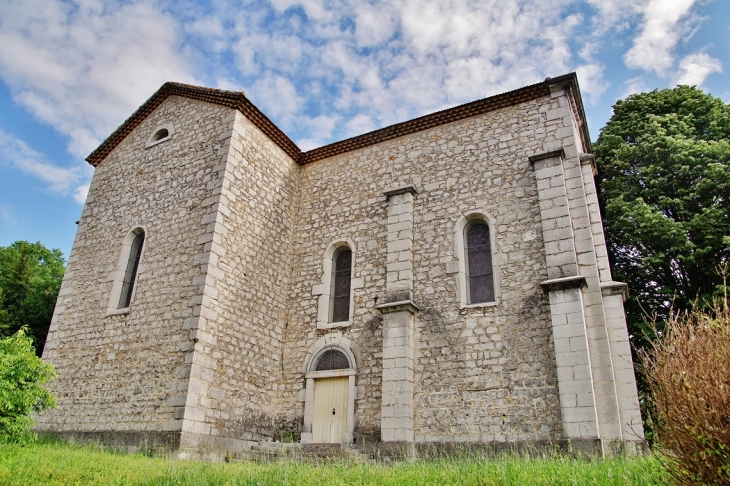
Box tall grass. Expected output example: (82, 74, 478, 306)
(0, 441, 664, 485)
(640, 297, 730, 485)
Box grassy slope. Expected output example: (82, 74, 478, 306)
(0, 442, 666, 485)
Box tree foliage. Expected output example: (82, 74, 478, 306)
(595, 86, 730, 333)
(0, 241, 65, 355)
(0, 328, 57, 444)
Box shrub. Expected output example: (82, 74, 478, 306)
(0, 328, 57, 443)
(640, 299, 730, 485)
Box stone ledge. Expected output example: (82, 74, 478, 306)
(579, 152, 597, 175)
(540, 275, 587, 292)
(528, 148, 565, 164)
(600, 281, 629, 301)
(178, 431, 259, 461)
(316, 319, 352, 330)
(376, 300, 420, 315)
(38, 430, 181, 456)
(378, 441, 415, 460)
(383, 184, 418, 199)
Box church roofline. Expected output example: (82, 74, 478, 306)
(86, 82, 301, 167)
(86, 72, 590, 167)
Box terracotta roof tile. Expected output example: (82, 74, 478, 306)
(86, 82, 300, 166)
(300, 81, 549, 164)
(86, 73, 585, 167)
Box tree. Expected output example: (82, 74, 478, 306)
(0, 328, 57, 443)
(0, 242, 65, 355)
(595, 86, 730, 340)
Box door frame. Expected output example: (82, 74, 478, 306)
(301, 340, 357, 444)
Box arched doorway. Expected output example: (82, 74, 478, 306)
(302, 340, 356, 444)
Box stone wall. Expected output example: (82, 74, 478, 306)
(38, 77, 642, 455)
(178, 109, 301, 455)
(38, 96, 234, 437)
(280, 91, 580, 444)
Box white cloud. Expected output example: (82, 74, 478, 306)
(0, 0, 612, 154)
(620, 76, 652, 100)
(5, 0, 717, 161)
(576, 63, 609, 104)
(354, 3, 397, 48)
(248, 72, 306, 128)
(0, 0, 196, 158)
(0, 129, 86, 200)
(344, 114, 377, 138)
(191, 0, 598, 145)
(73, 183, 91, 205)
(623, 0, 699, 75)
(675, 52, 723, 86)
(586, 0, 648, 31)
(0, 205, 16, 226)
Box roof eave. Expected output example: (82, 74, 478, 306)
(85, 82, 301, 167)
(85, 72, 591, 168)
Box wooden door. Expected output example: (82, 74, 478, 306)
(312, 377, 348, 443)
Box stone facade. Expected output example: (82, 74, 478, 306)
(38, 73, 643, 459)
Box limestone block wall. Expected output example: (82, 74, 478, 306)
(279, 152, 389, 442)
(38, 96, 234, 437)
(280, 92, 588, 444)
(408, 100, 562, 444)
(179, 109, 301, 452)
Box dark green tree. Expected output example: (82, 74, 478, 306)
(0, 242, 65, 355)
(595, 85, 730, 345)
(595, 86, 730, 441)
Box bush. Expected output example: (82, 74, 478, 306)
(640, 299, 730, 485)
(0, 328, 56, 443)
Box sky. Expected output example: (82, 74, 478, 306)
(0, 0, 728, 259)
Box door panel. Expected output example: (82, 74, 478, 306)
(312, 377, 348, 443)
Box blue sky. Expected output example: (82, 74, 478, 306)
(0, 0, 728, 259)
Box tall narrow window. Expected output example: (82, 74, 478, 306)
(466, 222, 494, 304)
(118, 231, 145, 308)
(331, 248, 352, 322)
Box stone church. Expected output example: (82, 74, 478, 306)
(37, 72, 644, 459)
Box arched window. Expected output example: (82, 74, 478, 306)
(145, 123, 174, 148)
(465, 222, 494, 304)
(331, 248, 352, 322)
(315, 348, 351, 371)
(118, 230, 145, 308)
(152, 128, 169, 141)
(314, 240, 359, 329)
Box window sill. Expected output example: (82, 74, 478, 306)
(317, 320, 352, 330)
(106, 307, 131, 316)
(461, 301, 498, 310)
(145, 137, 171, 149)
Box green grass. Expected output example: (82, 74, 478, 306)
(0, 441, 666, 485)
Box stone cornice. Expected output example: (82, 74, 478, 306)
(579, 153, 598, 176)
(375, 300, 420, 315)
(539, 276, 587, 292)
(383, 185, 418, 199)
(600, 281, 629, 302)
(528, 149, 565, 164)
